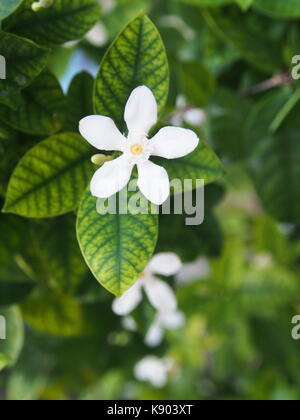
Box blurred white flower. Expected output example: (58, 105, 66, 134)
(32, 0, 54, 12)
(79, 86, 199, 205)
(170, 95, 206, 128)
(184, 108, 206, 126)
(121, 316, 137, 332)
(112, 252, 182, 316)
(145, 310, 185, 347)
(252, 253, 273, 269)
(86, 22, 108, 47)
(98, 0, 115, 14)
(134, 356, 174, 388)
(175, 257, 211, 286)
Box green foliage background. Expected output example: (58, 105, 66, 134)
(1, 0, 300, 400)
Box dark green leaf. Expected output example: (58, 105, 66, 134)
(64, 71, 94, 132)
(0, 70, 66, 135)
(4, 0, 101, 47)
(0, 31, 50, 96)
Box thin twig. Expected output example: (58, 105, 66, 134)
(240, 71, 293, 96)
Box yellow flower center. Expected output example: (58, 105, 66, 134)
(130, 143, 143, 155)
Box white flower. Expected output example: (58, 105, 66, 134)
(32, 0, 54, 12)
(134, 356, 174, 388)
(79, 86, 199, 205)
(175, 257, 211, 286)
(145, 310, 185, 347)
(122, 310, 186, 347)
(112, 252, 182, 316)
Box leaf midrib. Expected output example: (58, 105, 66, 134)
(5, 151, 91, 211)
(6, 3, 98, 33)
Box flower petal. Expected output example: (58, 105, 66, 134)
(137, 161, 169, 205)
(151, 126, 199, 159)
(144, 277, 177, 314)
(159, 310, 185, 329)
(91, 155, 133, 198)
(148, 252, 182, 276)
(145, 322, 164, 347)
(79, 115, 125, 151)
(124, 86, 157, 135)
(112, 281, 143, 316)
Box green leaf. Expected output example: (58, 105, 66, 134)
(26, 216, 88, 294)
(0, 260, 35, 306)
(0, 0, 22, 20)
(3, 0, 101, 47)
(153, 142, 224, 190)
(208, 89, 252, 161)
(103, 0, 151, 39)
(202, 10, 283, 73)
(21, 289, 84, 337)
(179, 61, 216, 107)
(94, 14, 169, 130)
(249, 124, 300, 224)
(181, 0, 231, 6)
(253, 0, 300, 19)
(0, 70, 66, 135)
(3, 133, 94, 218)
(77, 190, 158, 296)
(234, 0, 253, 10)
(0, 213, 26, 266)
(0, 125, 33, 197)
(64, 71, 94, 132)
(0, 306, 24, 371)
(0, 31, 50, 96)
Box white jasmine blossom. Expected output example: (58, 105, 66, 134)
(145, 310, 185, 347)
(134, 356, 174, 388)
(121, 310, 185, 347)
(79, 86, 199, 205)
(86, 22, 108, 47)
(32, 0, 54, 12)
(112, 252, 182, 316)
(175, 257, 211, 286)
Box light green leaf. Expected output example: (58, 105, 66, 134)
(0, 306, 24, 371)
(0, 31, 50, 96)
(0, 0, 22, 20)
(4, 0, 101, 46)
(234, 0, 253, 10)
(21, 289, 84, 337)
(154, 142, 225, 190)
(3, 133, 94, 218)
(64, 71, 94, 132)
(0, 70, 66, 135)
(253, 0, 300, 19)
(94, 14, 169, 130)
(77, 190, 158, 296)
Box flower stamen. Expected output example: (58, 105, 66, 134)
(130, 144, 143, 155)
